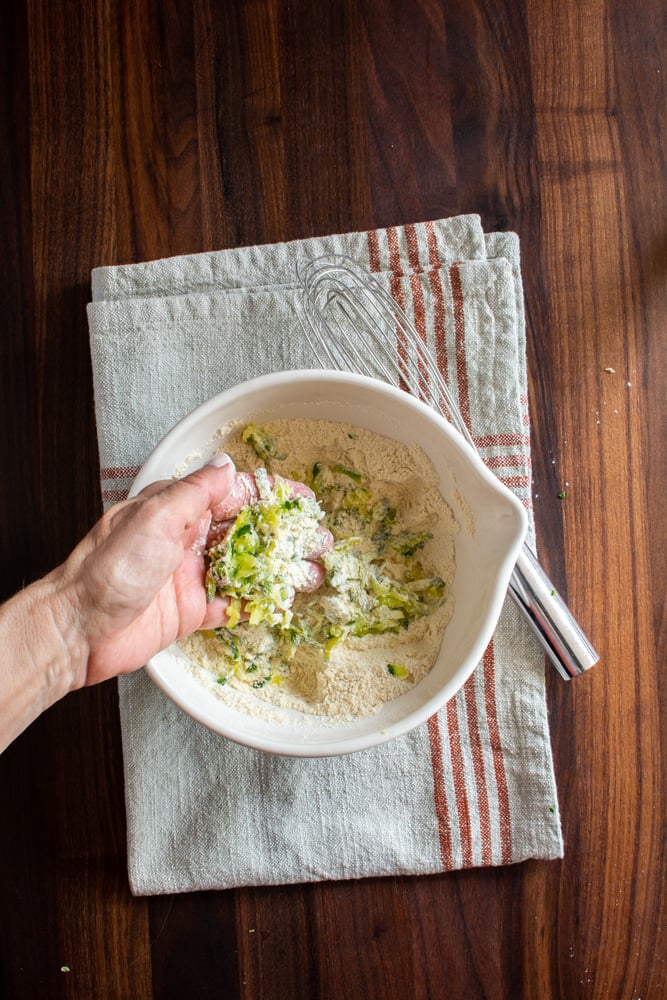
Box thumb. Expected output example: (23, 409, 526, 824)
(135, 453, 237, 541)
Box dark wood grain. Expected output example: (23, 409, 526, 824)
(0, 0, 664, 997)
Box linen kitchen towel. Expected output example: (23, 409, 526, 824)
(87, 215, 563, 894)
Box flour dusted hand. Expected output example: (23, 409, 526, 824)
(59, 455, 240, 686)
(0, 454, 240, 751)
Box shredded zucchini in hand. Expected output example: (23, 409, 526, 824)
(205, 474, 325, 628)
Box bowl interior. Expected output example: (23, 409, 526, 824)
(133, 371, 527, 756)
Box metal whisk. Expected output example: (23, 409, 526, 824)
(296, 253, 598, 680)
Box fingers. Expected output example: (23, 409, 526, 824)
(306, 527, 334, 560)
(282, 480, 316, 500)
(209, 472, 257, 521)
(297, 560, 327, 592)
(199, 593, 232, 629)
(210, 472, 316, 521)
(134, 453, 236, 502)
(132, 463, 318, 544)
(132, 478, 172, 500)
(206, 518, 235, 547)
(169, 454, 238, 519)
(207, 511, 333, 557)
(191, 512, 213, 556)
(129, 456, 237, 542)
(200, 594, 250, 630)
(205, 562, 325, 617)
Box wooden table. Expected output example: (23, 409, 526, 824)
(1, 1, 664, 996)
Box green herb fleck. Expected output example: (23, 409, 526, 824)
(324, 625, 344, 659)
(557, 490, 566, 500)
(387, 663, 409, 678)
(332, 464, 363, 483)
(251, 676, 271, 689)
(390, 531, 433, 558)
(215, 628, 240, 660)
(241, 423, 285, 461)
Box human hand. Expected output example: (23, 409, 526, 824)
(0, 456, 332, 751)
(55, 456, 331, 688)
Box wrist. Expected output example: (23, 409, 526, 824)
(38, 567, 90, 692)
(0, 569, 88, 752)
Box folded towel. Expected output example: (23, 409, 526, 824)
(87, 215, 562, 895)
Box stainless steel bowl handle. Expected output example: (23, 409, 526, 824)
(508, 544, 599, 679)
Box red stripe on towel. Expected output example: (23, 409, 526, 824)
(367, 230, 382, 273)
(417, 223, 454, 443)
(427, 715, 453, 869)
(463, 675, 493, 866)
(450, 262, 472, 432)
(100, 465, 141, 479)
(483, 454, 530, 469)
(427, 266, 450, 408)
(446, 698, 473, 867)
(405, 222, 421, 272)
(409, 272, 430, 399)
(483, 640, 512, 863)
(474, 432, 531, 449)
(497, 474, 531, 490)
(424, 220, 440, 269)
(387, 227, 404, 278)
(387, 228, 409, 390)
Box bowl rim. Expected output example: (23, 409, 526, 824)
(131, 369, 528, 756)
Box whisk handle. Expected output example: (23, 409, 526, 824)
(508, 544, 599, 679)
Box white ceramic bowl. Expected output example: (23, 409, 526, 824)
(130, 370, 527, 757)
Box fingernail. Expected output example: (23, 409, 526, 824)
(206, 451, 235, 471)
